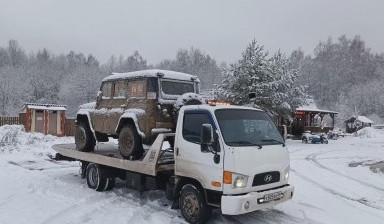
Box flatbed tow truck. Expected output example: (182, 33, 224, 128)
(53, 105, 294, 224)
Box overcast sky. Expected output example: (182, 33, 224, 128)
(1, 0, 384, 64)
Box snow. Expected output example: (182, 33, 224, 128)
(356, 127, 384, 138)
(1, 125, 384, 224)
(78, 102, 96, 110)
(357, 116, 374, 124)
(173, 93, 205, 111)
(295, 107, 338, 114)
(102, 69, 200, 83)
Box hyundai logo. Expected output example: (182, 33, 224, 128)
(264, 174, 272, 182)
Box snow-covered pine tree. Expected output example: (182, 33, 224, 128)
(216, 39, 306, 119)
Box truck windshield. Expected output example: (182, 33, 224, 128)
(161, 80, 194, 96)
(215, 109, 284, 147)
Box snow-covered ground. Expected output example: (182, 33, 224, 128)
(1, 125, 384, 224)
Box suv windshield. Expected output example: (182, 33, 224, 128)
(215, 109, 284, 147)
(161, 80, 194, 96)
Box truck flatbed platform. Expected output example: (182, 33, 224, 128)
(52, 133, 175, 176)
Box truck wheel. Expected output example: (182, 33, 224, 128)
(179, 184, 212, 224)
(104, 178, 116, 191)
(75, 122, 95, 152)
(119, 124, 144, 159)
(86, 163, 107, 191)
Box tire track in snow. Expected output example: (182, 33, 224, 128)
(291, 169, 384, 213)
(216, 208, 318, 224)
(305, 152, 384, 192)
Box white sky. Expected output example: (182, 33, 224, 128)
(1, 0, 383, 64)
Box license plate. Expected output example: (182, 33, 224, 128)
(264, 192, 283, 202)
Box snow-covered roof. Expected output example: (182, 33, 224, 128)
(102, 69, 200, 82)
(295, 107, 338, 114)
(23, 103, 67, 111)
(357, 116, 374, 124)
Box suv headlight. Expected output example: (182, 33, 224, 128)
(284, 166, 290, 181)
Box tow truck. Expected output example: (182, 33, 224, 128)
(53, 104, 294, 224)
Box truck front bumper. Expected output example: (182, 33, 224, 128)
(221, 185, 294, 215)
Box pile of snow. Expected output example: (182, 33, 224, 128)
(356, 127, 384, 138)
(173, 93, 205, 111)
(0, 125, 73, 157)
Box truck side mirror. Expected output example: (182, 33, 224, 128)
(201, 124, 213, 152)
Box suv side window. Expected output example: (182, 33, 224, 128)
(183, 113, 211, 144)
(113, 80, 127, 98)
(128, 80, 145, 98)
(102, 82, 112, 99)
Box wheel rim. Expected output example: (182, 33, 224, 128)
(88, 167, 99, 187)
(75, 126, 86, 149)
(120, 129, 134, 155)
(183, 193, 200, 218)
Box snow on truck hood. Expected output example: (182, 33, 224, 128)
(102, 69, 200, 82)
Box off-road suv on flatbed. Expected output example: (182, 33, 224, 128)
(75, 69, 203, 159)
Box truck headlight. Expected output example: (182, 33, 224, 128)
(232, 173, 248, 188)
(284, 167, 290, 181)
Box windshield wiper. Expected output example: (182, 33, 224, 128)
(261, 139, 285, 147)
(227, 141, 262, 149)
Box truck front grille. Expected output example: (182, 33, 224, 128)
(252, 171, 280, 186)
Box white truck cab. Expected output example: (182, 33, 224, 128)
(173, 104, 294, 220)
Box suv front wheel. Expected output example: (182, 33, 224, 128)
(118, 124, 144, 159)
(75, 122, 95, 152)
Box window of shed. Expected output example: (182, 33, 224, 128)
(113, 81, 127, 98)
(102, 82, 112, 98)
(128, 80, 145, 97)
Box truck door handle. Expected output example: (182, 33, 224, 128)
(176, 147, 179, 156)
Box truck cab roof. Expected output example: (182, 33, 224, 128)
(181, 104, 264, 113)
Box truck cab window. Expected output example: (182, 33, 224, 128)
(182, 113, 211, 144)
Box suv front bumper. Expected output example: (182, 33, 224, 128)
(221, 185, 294, 215)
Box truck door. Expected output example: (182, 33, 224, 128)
(175, 110, 224, 191)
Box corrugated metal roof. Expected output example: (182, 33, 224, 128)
(22, 103, 67, 111)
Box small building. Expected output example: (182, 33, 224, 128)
(21, 103, 67, 136)
(345, 116, 374, 133)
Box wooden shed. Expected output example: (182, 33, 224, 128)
(21, 103, 67, 136)
(345, 116, 374, 133)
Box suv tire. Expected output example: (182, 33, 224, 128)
(118, 124, 144, 159)
(75, 122, 95, 152)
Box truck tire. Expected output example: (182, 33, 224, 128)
(118, 125, 144, 159)
(86, 163, 107, 191)
(179, 184, 212, 224)
(75, 122, 95, 152)
(104, 178, 116, 191)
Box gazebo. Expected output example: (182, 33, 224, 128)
(290, 107, 338, 136)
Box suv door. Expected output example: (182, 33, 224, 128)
(106, 80, 128, 134)
(175, 110, 224, 191)
(91, 81, 112, 133)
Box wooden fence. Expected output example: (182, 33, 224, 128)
(0, 117, 20, 126)
(65, 119, 76, 136)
